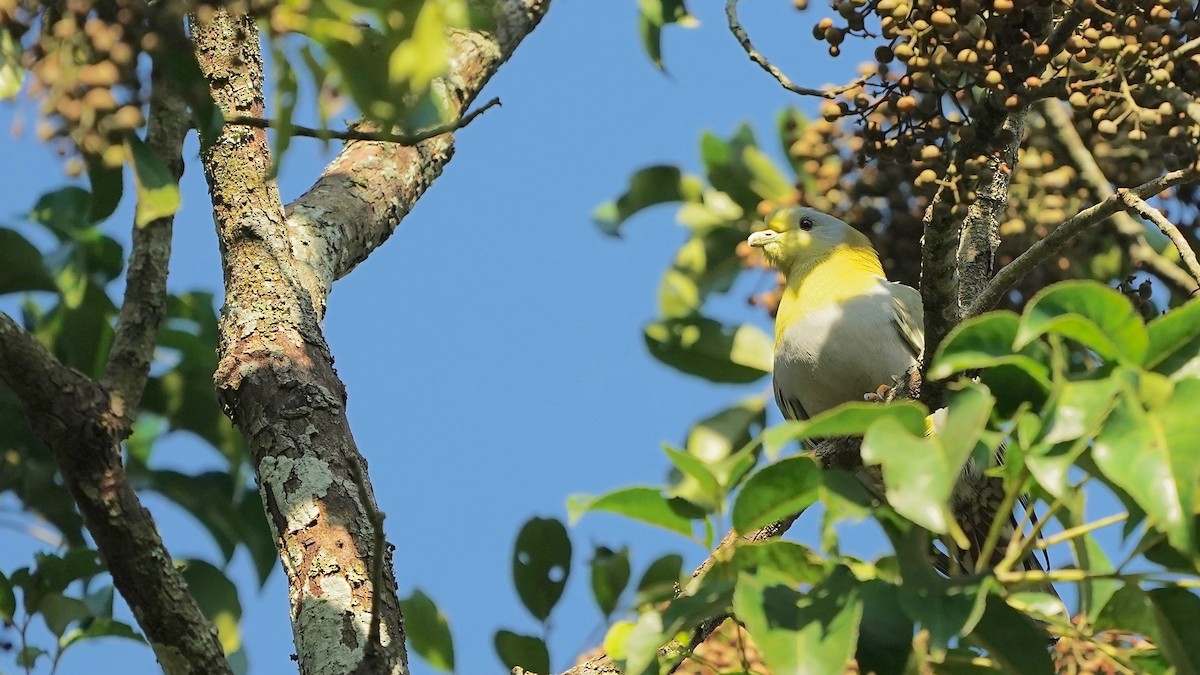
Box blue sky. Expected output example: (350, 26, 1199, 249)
(0, 2, 881, 673)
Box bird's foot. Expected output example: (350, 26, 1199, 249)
(863, 383, 893, 403)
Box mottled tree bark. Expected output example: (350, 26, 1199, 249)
(0, 67, 229, 674)
(189, 2, 551, 674)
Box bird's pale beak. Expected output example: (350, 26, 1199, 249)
(747, 230, 776, 248)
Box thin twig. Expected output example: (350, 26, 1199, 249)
(226, 97, 502, 146)
(1118, 192, 1200, 290)
(966, 168, 1200, 317)
(725, 0, 866, 99)
(1037, 512, 1127, 550)
(1037, 101, 1199, 295)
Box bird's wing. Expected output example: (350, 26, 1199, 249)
(773, 379, 809, 421)
(888, 282, 925, 360)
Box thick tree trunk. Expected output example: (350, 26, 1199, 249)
(190, 2, 551, 672)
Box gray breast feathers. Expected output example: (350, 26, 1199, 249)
(773, 282, 924, 421)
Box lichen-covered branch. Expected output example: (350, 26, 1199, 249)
(0, 312, 231, 675)
(190, 9, 407, 675)
(1037, 100, 1199, 295)
(966, 168, 1200, 317)
(285, 0, 553, 317)
(102, 64, 188, 428)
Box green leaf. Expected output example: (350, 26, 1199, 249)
(636, 0, 695, 70)
(636, 554, 684, 606)
(568, 487, 694, 538)
(886, 524, 991, 649)
(687, 397, 762, 459)
(39, 593, 93, 637)
(1037, 376, 1122, 445)
(659, 225, 746, 318)
(31, 187, 92, 240)
(0, 571, 16, 622)
(60, 618, 145, 650)
(1145, 298, 1200, 379)
(180, 559, 242, 654)
(856, 580, 915, 675)
(1016, 281, 1149, 365)
(126, 135, 181, 227)
(494, 630, 550, 675)
(731, 455, 822, 533)
(966, 594, 1053, 674)
(269, 43, 300, 178)
(700, 125, 766, 213)
(733, 541, 825, 586)
(861, 416, 970, 539)
(16, 646, 46, 669)
(929, 311, 1051, 387)
(0, 27, 24, 99)
(734, 565, 862, 675)
(741, 145, 794, 202)
(154, 48, 224, 147)
(512, 517, 571, 622)
(36, 549, 104, 591)
(1097, 585, 1200, 675)
(593, 165, 704, 236)
(590, 546, 632, 617)
(663, 444, 721, 511)
(1092, 376, 1200, 555)
(86, 155, 124, 223)
(399, 589, 455, 671)
(141, 470, 242, 563)
(762, 401, 927, 455)
(626, 579, 735, 674)
(644, 316, 771, 384)
(1147, 587, 1200, 674)
(0, 228, 57, 294)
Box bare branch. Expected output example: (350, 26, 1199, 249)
(724, 0, 864, 99)
(102, 64, 189, 428)
(0, 312, 231, 674)
(1037, 100, 1199, 295)
(225, 97, 501, 146)
(966, 168, 1200, 317)
(1118, 191, 1200, 291)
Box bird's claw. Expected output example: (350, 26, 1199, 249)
(863, 383, 893, 403)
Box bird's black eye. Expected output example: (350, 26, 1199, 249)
(799, 217, 814, 231)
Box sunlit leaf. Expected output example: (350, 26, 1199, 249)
(594, 165, 704, 236)
(568, 488, 694, 538)
(1145, 298, 1200, 380)
(732, 455, 822, 533)
(644, 316, 772, 384)
(734, 566, 862, 674)
(929, 311, 1050, 387)
(399, 589, 455, 671)
(637, 0, 696, 71)
(126, 135, 181, 227)
(1016, 281, 1148, 365)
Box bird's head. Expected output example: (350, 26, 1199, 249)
(747, 207, 873, 273)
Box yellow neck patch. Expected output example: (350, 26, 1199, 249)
(775, 244, 887, 342)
